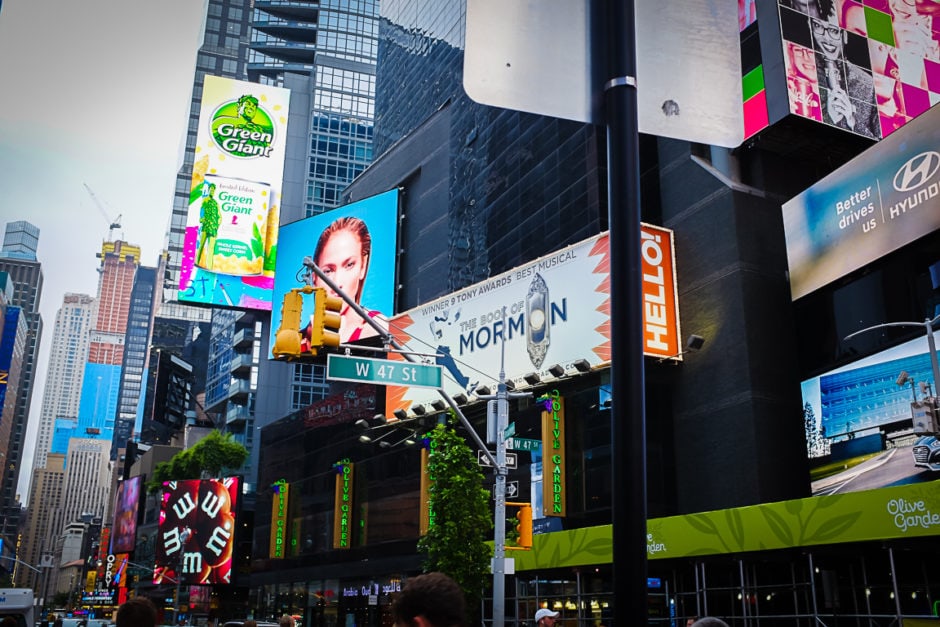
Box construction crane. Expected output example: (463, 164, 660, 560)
(83, 183, 123, 240)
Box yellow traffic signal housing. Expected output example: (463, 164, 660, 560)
(272, 287, 307, 360)
(308, 287, 343, 353)
(507, 501, 533, 550)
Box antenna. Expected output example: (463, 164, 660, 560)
(83, 183, 123, 240)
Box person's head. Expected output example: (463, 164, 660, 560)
(787, 42, 817, 80)
(279, 616, 295, 627)
(690, 618, 730, 627)
(535, 609, 560, 627)
(313, 216, 372, 306)
(116, 597, 158, 627)
(244, 621, 258, 627)
(238, 94, 259, 121)
(1, 616, 18, 627)
(811, 12, 846, 61)
(392, 572, 467, 627)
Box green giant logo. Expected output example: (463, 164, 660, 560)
(210, 93, 276, 158)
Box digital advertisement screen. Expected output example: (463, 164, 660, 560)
(178, 75, 291, 310)
(268, 189, 400, 356)
(801, 333, 940, 496)
(110, 476, 142, 554)
(155, 477, 240, 585)
(782, 103, 940, 300)
(777, 0, 940, 140)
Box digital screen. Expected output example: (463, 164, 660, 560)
(155, 477, 240, 585)
(178, 75, 291, 310)
(801, 334, 939, 495)
(110, 476, 143, 554)
(269, 189, 399, 356)
(778, 0, 940, 139)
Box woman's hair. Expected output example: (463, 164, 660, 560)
(313, 216, 372, 302)
(816, 0, 835, 19)
(392, 572, 467, 627)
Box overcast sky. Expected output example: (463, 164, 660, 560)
(0, 0, 208, 500)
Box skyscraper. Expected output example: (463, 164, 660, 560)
(161, 0, 254, 304)
(247, 0, 380, 486)
(51, 241, 139, 456)
(0, 220, 43, 541)
(1, 221, 39, 259)
(111, 265, 158, 458)
(14, 452, 64, 590)
(31, 293, 96, 472)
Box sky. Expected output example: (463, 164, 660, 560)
(0, 0, 208, 500)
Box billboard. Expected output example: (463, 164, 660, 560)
(110, 476, 143, 554)
(178, 75, 291, 310)
(268, 189, 400, 355)
(782, 103, 940, 299)
(155, 477, 240, 585)
(801, 334, 940, 496)
(384, 225, 680, 416)
(777, 0, 940, 140)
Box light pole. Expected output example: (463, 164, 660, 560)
(844, 314, 940, 400)
(304, 258, 515, 624)
(174, 527, 192, 626)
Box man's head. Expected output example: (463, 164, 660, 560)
(535, 609, 560, 627)
(279, 616, 296, 627)
(392, 572, 467, 627)
(116, 597, 158, 627)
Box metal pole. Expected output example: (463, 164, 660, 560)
(306, 257, 518, 626)
(844, 315, 940, 395)
(303, 257, 498, 467)
(597, 0, 648, 624)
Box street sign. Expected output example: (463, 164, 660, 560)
(503, 422, 516, 439)
(494, 480, 520, 500)
(326, 354, 442, 389)
(478, 450, 518, 469)
(507, 438, 541, 452)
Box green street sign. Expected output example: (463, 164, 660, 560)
(507, 438, 541, 452)
(327, 354, 442, 389)
(504, 422, 516, 439)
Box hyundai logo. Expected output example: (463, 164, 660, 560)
(893, 151, 940, 192)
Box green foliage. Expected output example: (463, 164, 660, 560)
(417, 420, 492, 618)
(147, 430, 248, 492)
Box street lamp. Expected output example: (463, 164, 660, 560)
(174, 527, 192, 626)
(844, 314, 940, 401)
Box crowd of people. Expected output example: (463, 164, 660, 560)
(99, 572, 733, 627)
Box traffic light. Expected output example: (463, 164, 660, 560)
(272, 287, 308, 360)
(308, 287, 343, 353)
(507, 502, 532, 550)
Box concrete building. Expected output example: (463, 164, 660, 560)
(0, 220, 44, 539)
(52, 241, 139, 457)
(31, 293, 96, 472)
(14, 453, 64, 592)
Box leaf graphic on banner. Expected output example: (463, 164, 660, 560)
(759, 507, 794, 545)
(725, 508, 745, 548)
(807, 511, 863, 543)
(686, 513, 720, 536)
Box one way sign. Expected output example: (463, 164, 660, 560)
(478, 450, 518, 469)
(494, 480, 520, 500)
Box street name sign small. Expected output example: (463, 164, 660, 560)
(327, 354, 442, 389)
(478, 450, 518, 469)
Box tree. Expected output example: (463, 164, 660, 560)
(417, 418, 492, 621)
(148, 430, 248, 492)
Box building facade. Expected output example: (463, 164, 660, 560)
(31, 293, 96, 472)
(0, 220, 44, 541)
(245, 1, 940, 626)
